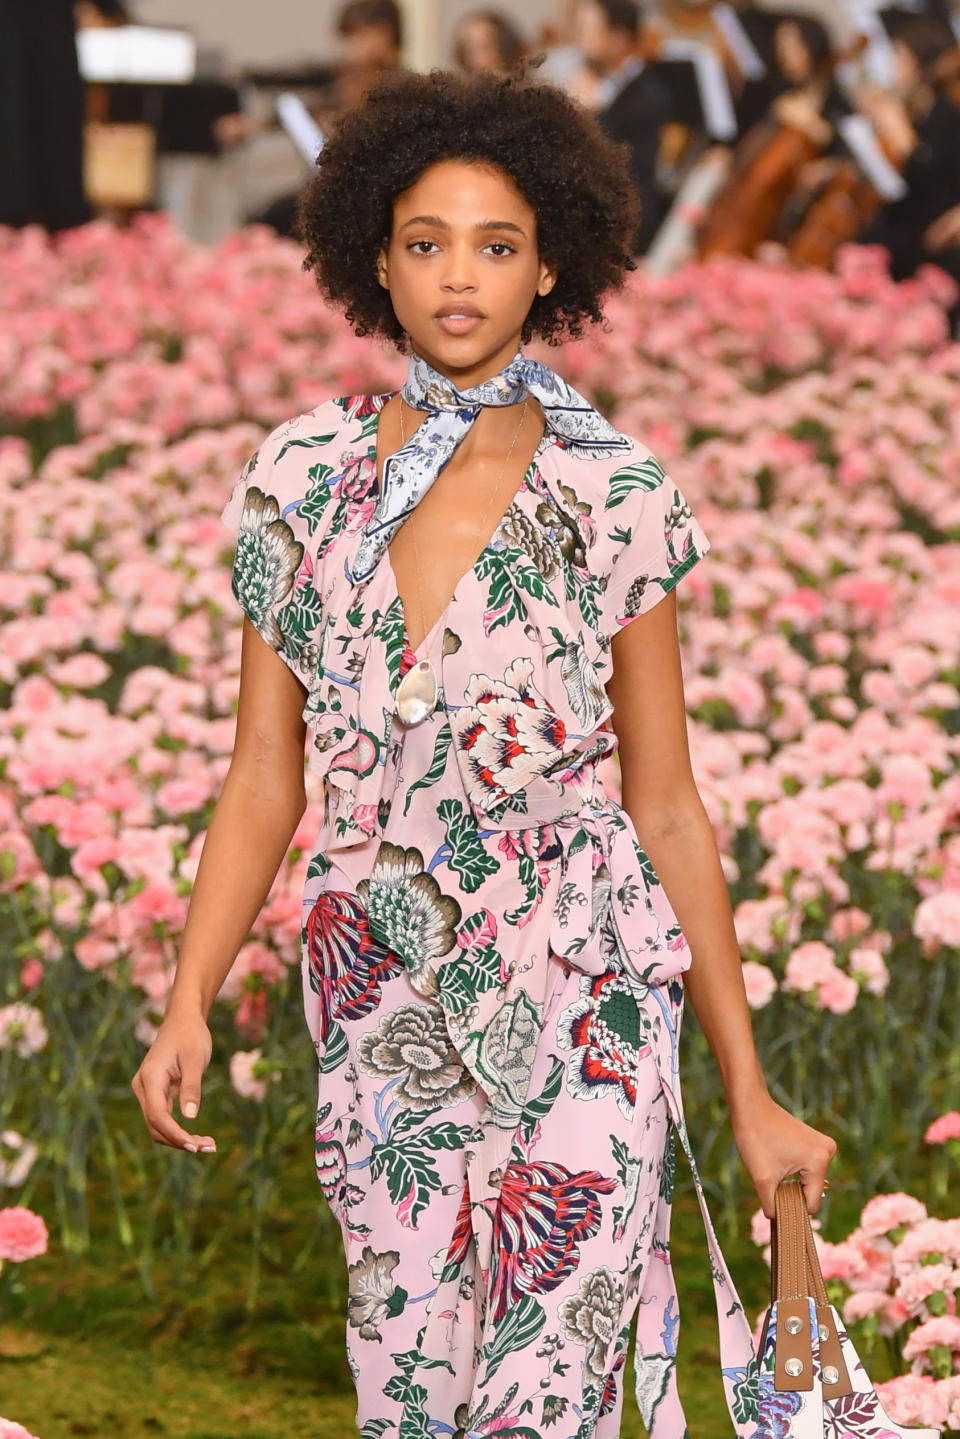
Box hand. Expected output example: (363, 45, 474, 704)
(131, 1007, 217, 1153)
(731, 1090, 836, 1219)
(924, 204, 960, 252)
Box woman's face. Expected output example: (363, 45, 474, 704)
(458, 17, 503, 74)
(775, 22, 812, 84)
(377, 158, 556, 385)
(892, 39, 921, 96)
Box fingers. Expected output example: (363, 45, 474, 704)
(800, 1131, 838, 1216)
(131, 1066, 217, 1153)
(177, 1067, 203, 1124)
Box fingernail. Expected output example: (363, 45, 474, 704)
(183, 1101, 198, 1118)
(184, 1142, 198, 1152)
(199, 1145, 216, 1153)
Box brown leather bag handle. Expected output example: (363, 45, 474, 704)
(769, 1178, 852, 1397)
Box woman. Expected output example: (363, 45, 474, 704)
(131, 65, 836, 1438)
(453, 10, 525, 76)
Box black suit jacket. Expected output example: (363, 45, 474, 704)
(597, 67, 673, 255)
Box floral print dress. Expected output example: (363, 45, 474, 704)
(221, 390, 762, 1439)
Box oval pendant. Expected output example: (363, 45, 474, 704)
(394, 658, 439, 727)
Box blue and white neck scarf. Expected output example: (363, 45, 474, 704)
(347, 345, 631, 585)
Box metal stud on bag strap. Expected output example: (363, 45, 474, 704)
(771, 1178, 852, 1397)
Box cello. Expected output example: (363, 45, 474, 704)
(696, 30, 865, 261)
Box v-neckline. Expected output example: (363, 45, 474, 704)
(365, 388, 555, 660)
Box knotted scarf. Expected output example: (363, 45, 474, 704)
(347, 345, 631, 584)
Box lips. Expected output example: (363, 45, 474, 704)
(434, 304, 485, 318)
(435, 312, 484, 334)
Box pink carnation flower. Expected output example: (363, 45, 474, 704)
(751, 1208, 772, 1247)
(903, 1314, 960, 1365)
(925, 1112, 960, 1145)
(874, 1374, 947, 1427)
(0, 1206, 48, 1262)
(842, 1289, 889, 1324)
(860, 1192, 928, 1237)
(741, 960, 777, 1009)
(818, 1238, 865, 1285)
(0, 1419, 42, 1439)
(894, 1219, 960, 1272)
(898, 1263, 959, 1316)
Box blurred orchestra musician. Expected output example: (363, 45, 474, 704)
(856, 14, 960, 305)
(696, 14, 858, 259)
(0, 0, 91, 231)
(242, 0, 406, 238)
(333, 0, 405, 111)
(570, 0, 673, 254)
(453, 10, 527, 75)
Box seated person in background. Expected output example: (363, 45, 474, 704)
(856, 15, 960, 298)
(334, 0, 404, 111)
(453, 11, 526, 75)
(571, 0, 672, 254)
(243, 0, 406, 238)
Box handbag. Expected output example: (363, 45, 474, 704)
(757, 1176, 942, 1437)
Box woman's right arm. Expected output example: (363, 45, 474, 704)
(131, 617, 310, 1154)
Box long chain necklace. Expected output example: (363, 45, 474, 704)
(391, 395, 529, 727)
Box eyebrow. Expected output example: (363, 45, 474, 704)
(398, 215, 527, 236)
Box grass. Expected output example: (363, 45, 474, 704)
(0, 1119, 774, 1439)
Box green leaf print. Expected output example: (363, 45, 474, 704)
(514, 1055, 564, 1148)
(437, 798, 500, 892)
(436, 942, 502, 1014)
(275, 579, 323, 662)
(562, 563, 602, 632)
(402, 723, 452, 816)
(319, 1023, 348, 1074)
(360, 1420, 393, 1439)
(660, 1124, 676, 1203)
(377, 595, 407, 693)
(605, 455, 667, 509)
(369, 1124, 469, 1224)
(275, 431, 338, 461)
(477, 552, 526, 633)
(480, 1294, 546, 1386)
(732, 1357, 760, 1424)
(397, 1383, 430, 1439)
(504, 547, 560, 608)
(504, 845, 542, 927)
(417, 1121, 474, 1152)
(298, 461, 337, 538)
(305, 849, 331, 881)
(370, 1138, 443, 1229)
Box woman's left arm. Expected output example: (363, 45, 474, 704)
(606, 588, 837, 1218)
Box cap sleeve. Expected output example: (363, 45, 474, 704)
(220, 404, 341, 686)
(598, 441, 711, 642)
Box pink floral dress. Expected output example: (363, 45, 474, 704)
(221, 390, 762, 1439)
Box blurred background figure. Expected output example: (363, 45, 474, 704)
(857, 13, 960, 299)
(0, 0, 91, 231)
(570, 0, 672, 253)
(453, 10, 527, 74)
(335, 0, 405, 108)
(75, 0, 130, 24)
(238, 0, 406, 237)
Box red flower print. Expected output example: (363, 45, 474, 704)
(304, 891, 404, 1043)
(488, 1160, 617, 1321)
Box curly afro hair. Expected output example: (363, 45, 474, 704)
(295, 64, 643, 350)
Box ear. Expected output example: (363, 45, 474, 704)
(376, 244, 389, 290)
(537, 257, 557, 297)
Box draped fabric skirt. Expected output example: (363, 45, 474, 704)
(305, 885, 684, 1439)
